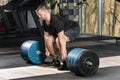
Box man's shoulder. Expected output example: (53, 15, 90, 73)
(51, 14, 60, 19)
(51, 14, 63, 24)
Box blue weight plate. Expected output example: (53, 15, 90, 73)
(21, 40, 42, 64)
(67, 48, 86, 73)
(68, 48, 79, 73)
(21, 41, 30, 61)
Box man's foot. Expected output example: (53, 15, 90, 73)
(58, 60, 69, 70)
(52, 59, 60, 67)
(46, 59, 60, 68)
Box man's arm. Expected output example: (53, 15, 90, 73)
(44, 31, 50, 56)
(57, 30, 67, 60)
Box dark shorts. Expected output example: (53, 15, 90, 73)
(65, 26, 80, 41)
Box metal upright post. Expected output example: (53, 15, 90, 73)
(30, 10, 44, 38)
(59, 0, 63, 9)
(98, 0, 103, 35)
(17, 11, 28, 31)
(78, 0, 83, 34)
(11, 10, 24, 33)
(0, 6, 11, 31)
(68, 0, 74, 20)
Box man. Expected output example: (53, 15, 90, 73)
(36, 4, 80, 70)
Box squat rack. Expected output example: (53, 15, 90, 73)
(57, 0, 120, 42)
(0, 0, 120, 43)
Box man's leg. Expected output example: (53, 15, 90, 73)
(55, 35, 70, 70)
(56, 36, 70, 60)
(45, 35, 57, 60)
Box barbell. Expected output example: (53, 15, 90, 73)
(21, 40, 99, 76)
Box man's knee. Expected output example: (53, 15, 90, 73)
(55, 37, 64, 45)
(46, 35, 55, 44)
(56, 36, 69, 42)
(55, 36, 69, 46)
(55, 37, 59, 43)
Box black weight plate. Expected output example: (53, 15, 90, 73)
(76, 50, 99, 76)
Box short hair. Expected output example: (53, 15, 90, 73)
(36, 4, 48, 12)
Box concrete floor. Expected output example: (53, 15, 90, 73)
(0, 41, 119, 80)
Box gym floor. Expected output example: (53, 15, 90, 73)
(0, 41, 120, 80)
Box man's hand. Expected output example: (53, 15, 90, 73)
(45, 51, 50, 57)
